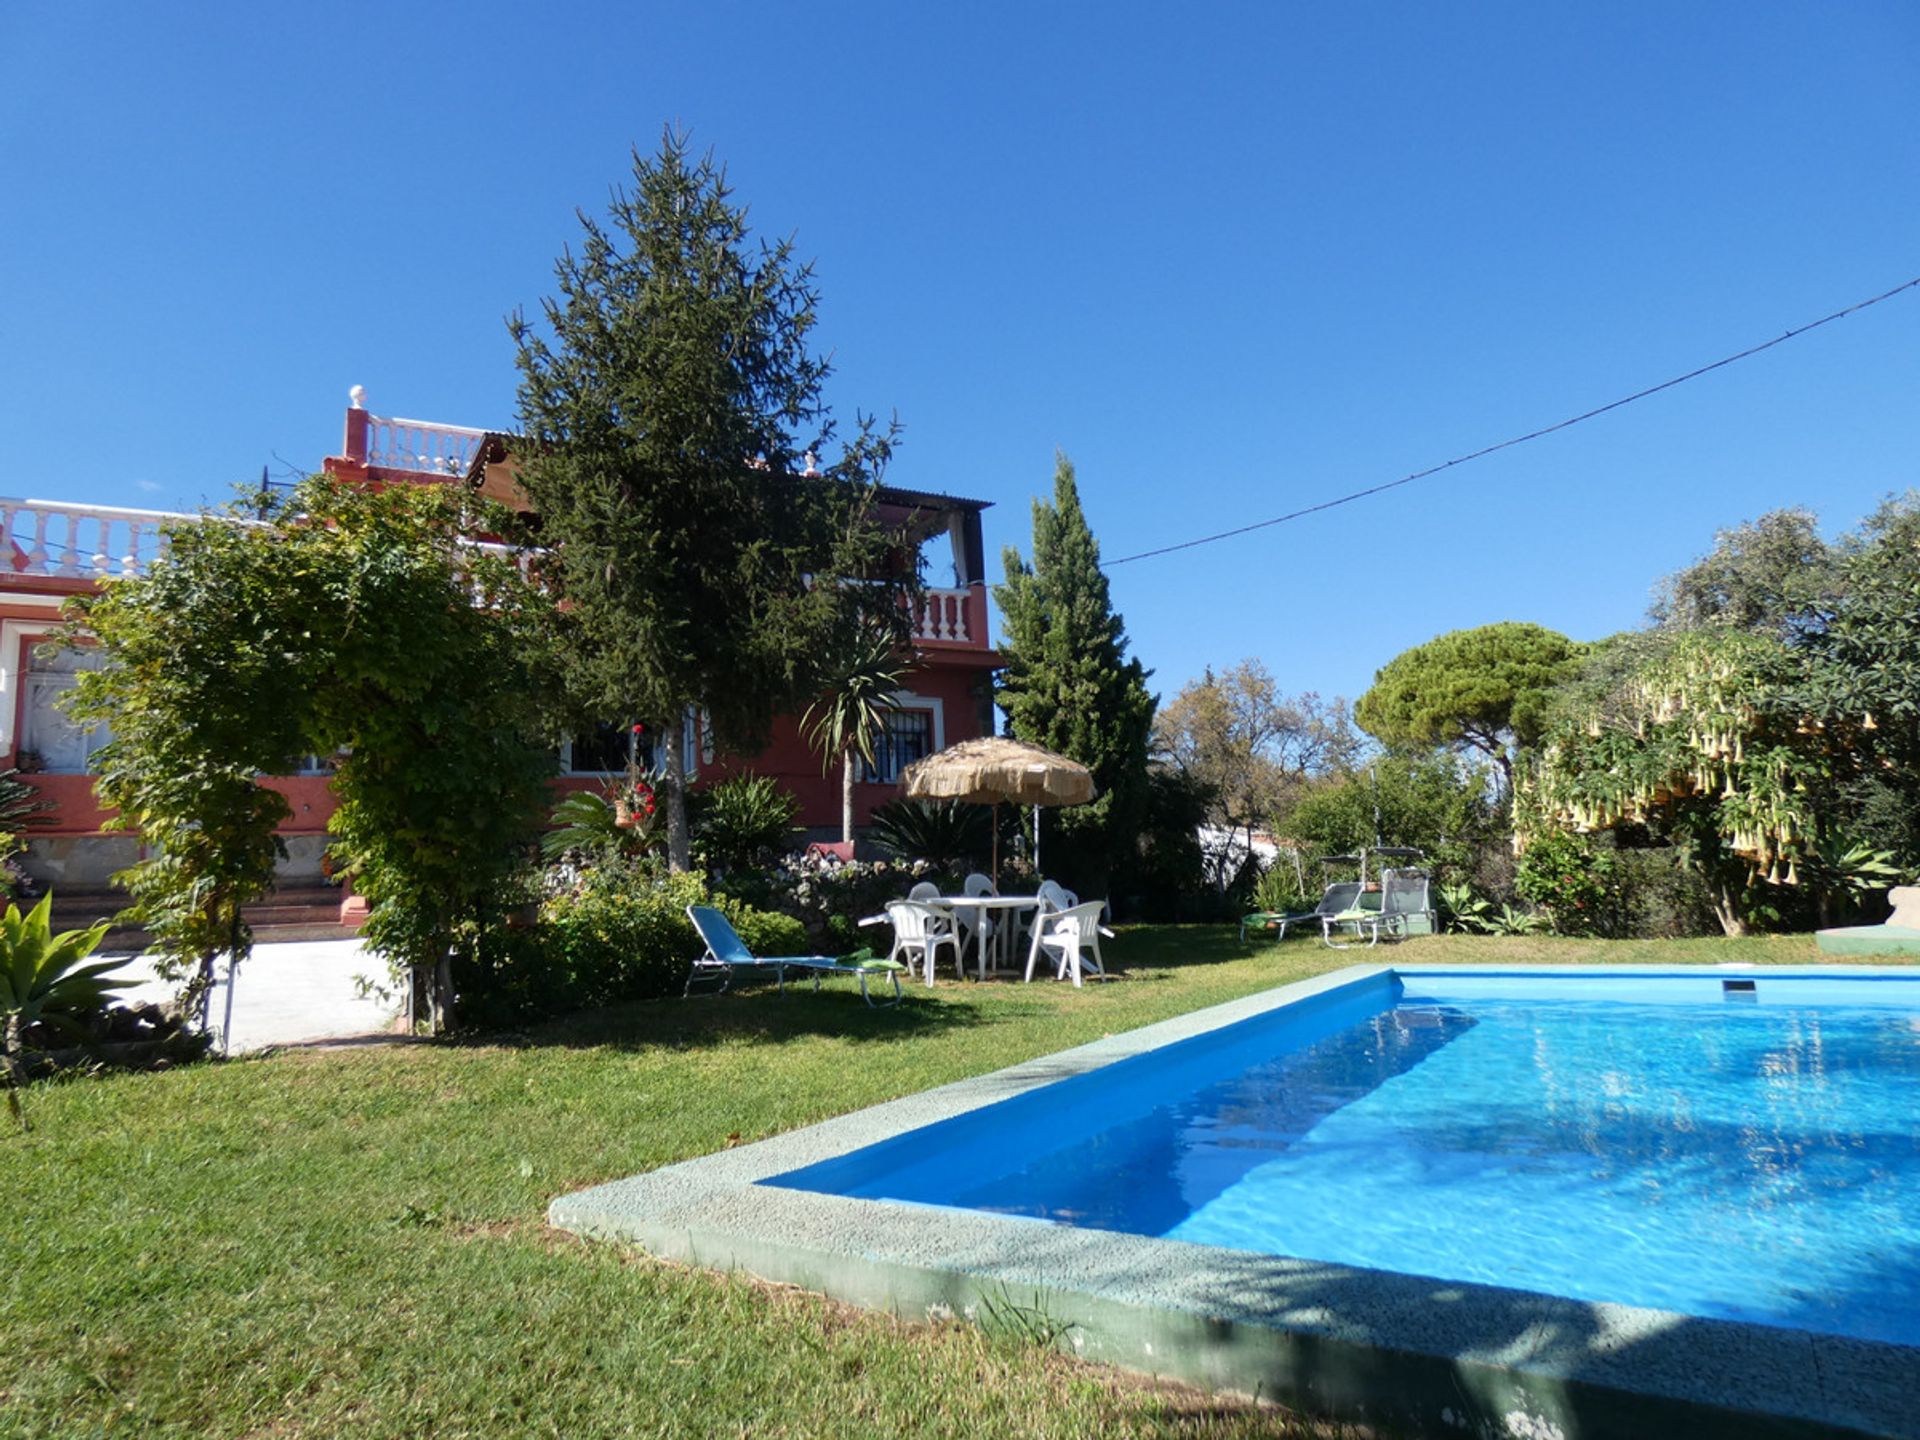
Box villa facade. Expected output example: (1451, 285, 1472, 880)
(0, 396, 1001, 900)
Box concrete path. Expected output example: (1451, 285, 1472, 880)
(113, 938, 401, 1053)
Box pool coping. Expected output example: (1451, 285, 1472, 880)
(550, 963, 1920, 1440)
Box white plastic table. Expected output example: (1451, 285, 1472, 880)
(931, 894, 1044, 980)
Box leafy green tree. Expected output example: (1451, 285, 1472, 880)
(1154, 660, 1361, 882)
(66, 505, 327, 1012)
(994, 453, 1156, 897)
(1284, 755, 1499, 879)
(510, 131, 910, 870)
(801, 624, 909, 845)
(1355, 622, 1579, 793)
(304, 482, 558, 1029)
(68, 478, 556, 1030)
(1521, 628, 1832, 935)
(1523, 496, 1920, 935)
(1651, 506, 1838, 638)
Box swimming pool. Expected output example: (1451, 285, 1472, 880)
(772, 969, 1920, 1346)
(552, 965, 1920, 1438)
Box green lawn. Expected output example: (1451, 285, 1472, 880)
(0, 927, 1865, 1438)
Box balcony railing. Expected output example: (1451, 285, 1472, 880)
(915, 587, 973, 644)
(0, 498, 192, 579)
(0, 498, 988, 650)
(364, 415, 488, 476)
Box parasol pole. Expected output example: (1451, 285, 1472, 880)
(1033, 805, 1041, 875)
(991, 800, 1000, 887)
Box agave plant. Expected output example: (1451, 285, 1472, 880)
(1, 894, 121, 1128)
(867, 798, 990, 870)
(1797, 834, 1905, 926)
(692, 774, 801, 872)
(1437, 879, 1494, 934)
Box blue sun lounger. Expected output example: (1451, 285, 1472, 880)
(685, 905, 905, 1007)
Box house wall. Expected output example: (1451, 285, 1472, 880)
(1, 402, 1003, 881)
(696, 656, 997, 835)
(0, 588, 1000, 883)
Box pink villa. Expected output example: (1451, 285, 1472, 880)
(0, 394, 1001, 927)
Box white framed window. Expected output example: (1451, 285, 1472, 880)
(561, 722, 635, 776)
(561, 709, 701, 777)
(21, 644, 110, 774)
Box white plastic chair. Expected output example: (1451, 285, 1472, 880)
(1024, 900, 1114, 987)
(908, 880, 941, 902)
(961, 872, 999, 967)
(1020, 879, 1069, 958)
(884, 900, 964, 986)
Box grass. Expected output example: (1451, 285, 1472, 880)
(0, 926, 1870, 1438)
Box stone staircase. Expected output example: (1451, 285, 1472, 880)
(47, 886, 364, 951)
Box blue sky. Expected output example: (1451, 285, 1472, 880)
(3, 2, 1915, 708)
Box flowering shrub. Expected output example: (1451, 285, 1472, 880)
(720, 851, 962, 949)
(1514, 830, 1616, 937)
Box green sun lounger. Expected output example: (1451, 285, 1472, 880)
(1241, 882, 1364, 943)
(685, 904, 905, 1006)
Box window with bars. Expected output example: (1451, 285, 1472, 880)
(862, 709, 933, 784)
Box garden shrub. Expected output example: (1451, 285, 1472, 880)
(866, 798, 988, 871)
(451, 865, 811, 1029)
(1513, 830, 1721, 938)
(1608, 844, 1720, 938)
(540, 867, 711, 1011)
(691, 774, 802, 873)
(1514, 831, 1615, 936)
(1251, 862, 1312, 918)
(716, 852, 958, 950)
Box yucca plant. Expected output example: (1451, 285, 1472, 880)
(1, 893, 122, 1129)
(802, 623, 911, 846)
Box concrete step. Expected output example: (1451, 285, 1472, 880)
(46, 886, 363, 950)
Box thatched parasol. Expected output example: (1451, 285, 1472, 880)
(902, 736, 1094, 880)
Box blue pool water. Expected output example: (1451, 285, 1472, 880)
(773, 972, 1920, 1345)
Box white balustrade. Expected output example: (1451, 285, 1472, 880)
(916, 587, 972, 643)
(0, 498, 191, 580)
(0, 499, 975, 656)
(365, 414, 488, 476)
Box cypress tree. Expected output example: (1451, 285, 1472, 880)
(994, 453, 1156, 899)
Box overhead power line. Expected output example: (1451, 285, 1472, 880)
(1104, 275, 1920, 568)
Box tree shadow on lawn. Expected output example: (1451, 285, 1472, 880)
(458, 981, 993, 1056)
(1117, 924, 1323, 974)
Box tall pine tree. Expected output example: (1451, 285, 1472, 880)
(510, 132, 908, 868)
(995, 453, 1156, 899)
